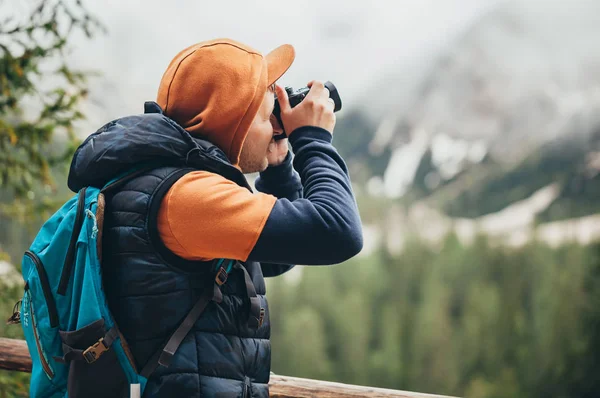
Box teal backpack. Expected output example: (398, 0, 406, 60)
(10, 169, 235, 397)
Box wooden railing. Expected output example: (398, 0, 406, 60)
(0, 338, 455, 397)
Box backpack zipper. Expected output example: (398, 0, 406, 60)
(24, 251, 59, 328)
(6, 298, 22, 324)
(29, 291, 55, 379)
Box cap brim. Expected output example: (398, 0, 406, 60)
(265, 44, 295, 86)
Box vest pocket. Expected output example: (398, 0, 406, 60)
(59, 319, 128, 398)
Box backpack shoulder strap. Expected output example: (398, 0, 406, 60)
(139, 259, 236, 378)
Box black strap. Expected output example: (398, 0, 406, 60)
(58, 187, 88, 295)
(234, 262, 264, 329)
(54, 327, 119, 364)
(140, 262, 264, 379)
(140, 284, 218, 378)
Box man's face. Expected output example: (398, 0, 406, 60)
(238, 86, 282, 173)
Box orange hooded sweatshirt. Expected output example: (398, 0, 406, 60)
(155, 39, 293, 261)
(154, 38, 363, 266)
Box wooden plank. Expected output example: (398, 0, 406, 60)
(0, 338, 455, 397)
(0, 338, 31, 373)
(268, 375, 455, 398)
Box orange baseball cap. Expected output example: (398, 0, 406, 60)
(156, 38, 295, 165)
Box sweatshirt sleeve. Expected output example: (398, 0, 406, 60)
(157, 126, 363, 266)
(254, 151, 302, 277)
(246, 126, 363, 265)
(157, 171, 277, 261)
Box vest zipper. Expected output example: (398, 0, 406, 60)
(242, 376, 251, 398)
(29, 290, 55, 379)
(24, 251, 59, 328)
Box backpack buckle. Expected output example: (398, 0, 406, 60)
(215, 267, 228, 286)
(83, 338, 109, 364)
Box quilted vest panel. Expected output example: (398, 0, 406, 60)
(102, 166, 270, 398)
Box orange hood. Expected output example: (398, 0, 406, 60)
(156, 38, 295, 165)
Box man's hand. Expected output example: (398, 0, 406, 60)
(267, 136, 289, 166)
(275, 81, 336, 138)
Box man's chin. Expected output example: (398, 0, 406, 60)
(240, 159, 269, 174)
(256, 161, 269, 173)
(256, 155, 270, 171)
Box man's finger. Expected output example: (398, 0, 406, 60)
(275, 84, 291, 112)
(306, 80, 325, 99)
(327, 97, 335, 109)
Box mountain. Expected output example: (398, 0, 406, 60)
(337, 0, 600, 217)
(395, 0, 600, 157)
(330, 0, 600, 252)
(425, 128, 600, 221)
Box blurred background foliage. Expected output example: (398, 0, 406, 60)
(268, 238, 600, 397)
(1, 1, 101, 395)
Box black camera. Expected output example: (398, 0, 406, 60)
(272, 81, 342, 140)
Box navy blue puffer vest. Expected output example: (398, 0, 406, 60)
(67, 104, 271, 397)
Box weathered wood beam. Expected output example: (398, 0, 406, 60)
(0, 337, 31, 373)
(268, 375, 454, 398)
(0, 338, 455, 398)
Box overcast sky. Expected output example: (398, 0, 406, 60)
(54, 0, 501, 130)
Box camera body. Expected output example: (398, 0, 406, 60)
(272, 81, 342, 140)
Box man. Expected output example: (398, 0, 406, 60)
(67, 38, 363, 397)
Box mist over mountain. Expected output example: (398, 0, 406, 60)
(342, 0, 600, 196)
(333, 0, 600, 249)
(363, 0, 600, 150)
